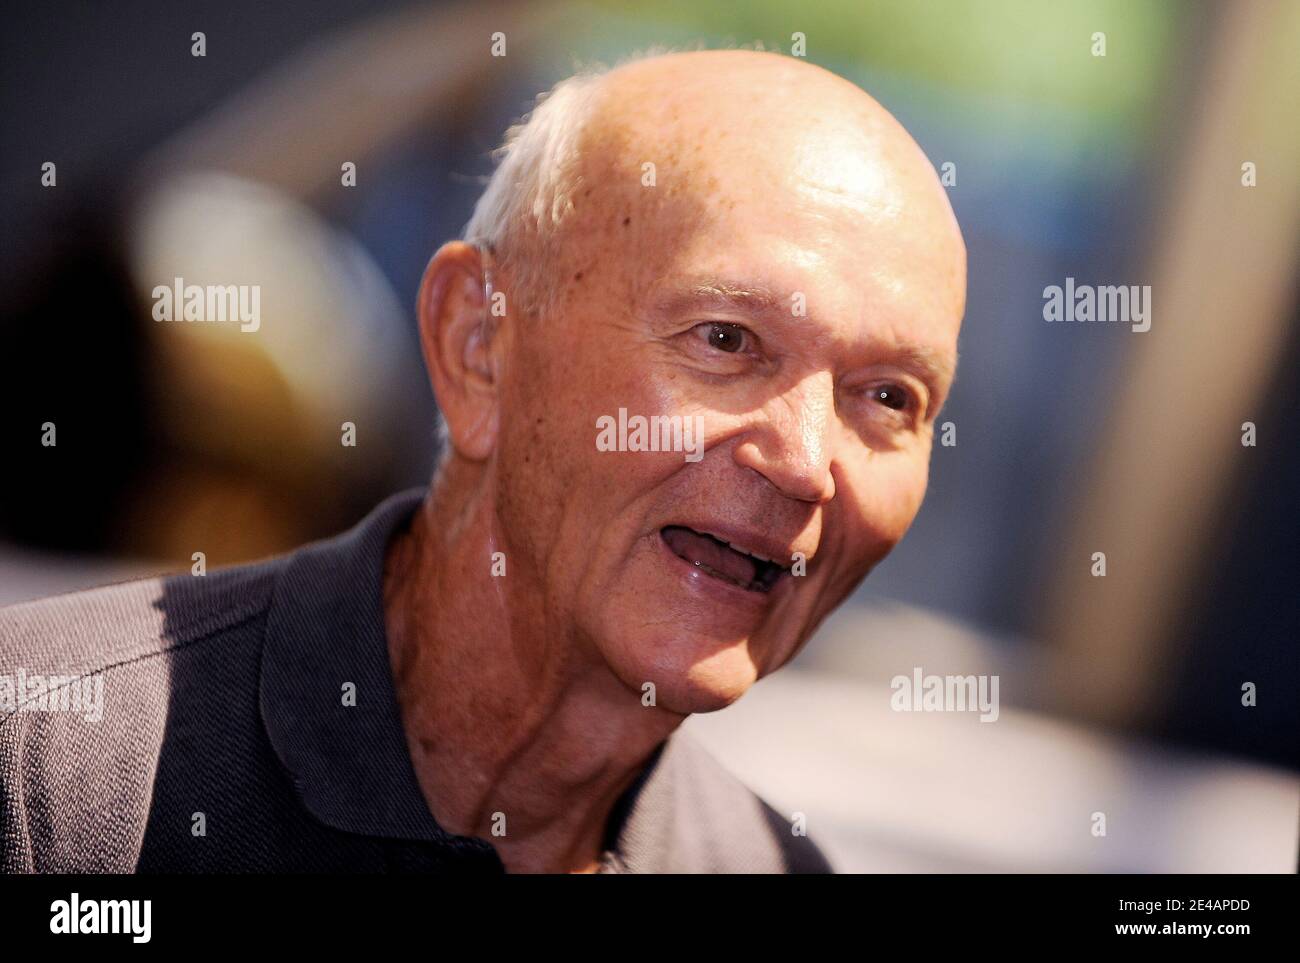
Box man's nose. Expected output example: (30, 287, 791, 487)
(733, 374, 838, 504)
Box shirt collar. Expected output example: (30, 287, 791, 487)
(257, 488, 690, 871)
(260, 488, 496, 857)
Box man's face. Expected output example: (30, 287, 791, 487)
(489, 76, 965, 714)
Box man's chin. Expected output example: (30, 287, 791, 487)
(603, 631, 763, 715)
(666, 667, 757, 715)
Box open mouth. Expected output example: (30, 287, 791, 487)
(660, 525, 789, 594)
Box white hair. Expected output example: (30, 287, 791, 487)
(462, 67, 611, 317)
(436, 49, 697, 463)
(427, 68, 612, 463)
(424, 70, 610, 462)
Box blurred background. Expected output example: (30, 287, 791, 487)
(1, 0, 1297, 871)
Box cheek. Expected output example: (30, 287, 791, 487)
(839, 450, 931, 559)
(493, 333, 689, 565)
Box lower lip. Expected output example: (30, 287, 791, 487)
(656, 531, 789, 612)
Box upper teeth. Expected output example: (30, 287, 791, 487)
(723, 540, 774, 564)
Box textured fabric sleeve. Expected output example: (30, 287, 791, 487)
(0, 582, 181, 873)
(1, 711, 37, 872)
(0, 668, 168, 873)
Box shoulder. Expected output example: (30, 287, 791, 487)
(753, 796, 835, 873)
(0, 558, 282, 872)
(0, 558, 281, 678)
(646, 729, 835, 873)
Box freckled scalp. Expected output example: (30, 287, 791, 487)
(471, 48, 964, 326)
(578, 50, 962, 286)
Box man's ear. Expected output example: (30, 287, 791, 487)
(415, 241, 502, 462)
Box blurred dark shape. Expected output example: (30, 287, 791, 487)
(1, 195, 149, 553)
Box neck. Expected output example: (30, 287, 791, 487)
(382, 459, 682, 873)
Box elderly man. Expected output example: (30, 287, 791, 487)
(0, 49, 964, 874)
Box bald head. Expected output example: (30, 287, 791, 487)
(467, 49, 964, 324)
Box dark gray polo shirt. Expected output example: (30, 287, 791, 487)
(0, 490, 832, 873)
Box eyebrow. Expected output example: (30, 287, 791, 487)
(651, 276, 957, 386)
(654, 279, 789, 321)
(884, 344, 957, 390)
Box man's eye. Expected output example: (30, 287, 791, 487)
(695, 322, 748, 354)
(871, 384, 911, 411)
